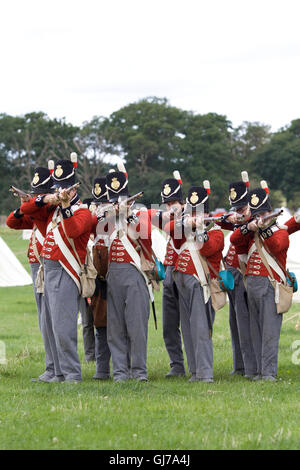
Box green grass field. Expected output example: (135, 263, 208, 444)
(0, 226, 300, 450)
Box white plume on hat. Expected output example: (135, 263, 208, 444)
(203, 180, 210, 194)
(241, 171, 250, 187)
(260, 180, 269, 193)
(70, 152, 78, 168)
(117, 160, 128, 178)
(48, 160, 55, 175)
(173, 170, 182, 185)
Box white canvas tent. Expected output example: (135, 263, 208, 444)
(0, 236, 32, 287)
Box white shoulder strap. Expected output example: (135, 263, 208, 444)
(260, 244, 286, 283)
(119, 231, 141, 269)
(51, 213, 82, 277)
(35, 227, 45, 246)
(254, 234, 286, 284)
(167, 235, 180, 255)
(47, 207, 60, 234)
(247, 242, 257, 260)
(185, 238, 210, 304)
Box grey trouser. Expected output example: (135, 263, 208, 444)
(107, 262, 150, 381)
(42, 259, 82, 381)
(95, 327, 111, 376)
(174, 271, 215, 380)
(227, 266, 257, 376)
(79, 297, 95, 361)
(31, 262, 56, 378)
(162, 266, 185, 373)
(246, 275, 283, 377)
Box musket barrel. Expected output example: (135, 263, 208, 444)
(259, 209, 283, 222)
(9, 185, 31, 199)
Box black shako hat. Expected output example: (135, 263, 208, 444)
(30, 167, 53, 194)
(92, 177, 108, 203)
(106, 170, 129, 203)
(161, 178, 183, 203)
(161, 170, 183, 203)
(51, 153, 78, 189)
(186, 186, 209, 212)
(228, 181, 249, 209)
(249, 186, 272, 216)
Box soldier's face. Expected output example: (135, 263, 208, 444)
(166, 201, 182, 213)
(236, 204, 251, 221)
(257, 211, 272, 220)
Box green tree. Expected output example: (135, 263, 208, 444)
(0, 112, 79, 214)
(101, 97, 188, 205)
(252, 119, 300, 207)
(74, 116, 111, 200)
(182, 113, 243, 209)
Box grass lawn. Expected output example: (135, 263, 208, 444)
(0, 226, 300, 450)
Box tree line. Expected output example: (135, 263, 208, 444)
(1, 96, 300, 216)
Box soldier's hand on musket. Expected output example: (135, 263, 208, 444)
(257, 218, 271, 230)
(226, 213, 240, 224)
(118, 199, 132, 217)
(89, 202, 97, 216)
(10, 186, 31, 202)
(20, 195, 31, 204)
(195, 214, 204, 229)
(162, 207, 177, 223)
(183, 214, 198, 229)
(248, 219, 259, 232)
(58, 187, 77, 207)
(43, 192, 60, 206)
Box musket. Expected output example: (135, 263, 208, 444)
(55, 182, 81, 194)
(119, 191, 144, 206)
(55, 182, 81, 201)
(203, 212, 245, 223)
(96, 203, 115, 220)
(256, 209, 283, 223)
(96, 192, 144, 219)
(9, 185, 31, 201)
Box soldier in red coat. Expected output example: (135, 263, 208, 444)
(20, 156, 93, 383)
(168, 183, 224, 383)
(217, 176, 257, 378)
(230, 184, 289, 381)
(89, 177, 112, 380)
(6, 166, 60, 382)
(149, 171, 186, 378)
(97, 168, 153, 382)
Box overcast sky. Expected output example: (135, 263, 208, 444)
(1, 0, 299, 131)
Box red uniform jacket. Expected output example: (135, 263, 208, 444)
(230, 226, 289, 282)
(6, 208, 46, 264)
(97, 210, 152, 265)
(285, 216, 300, 235)
(217, 219, 244, 270)
(164, 219, 224, 279)
(20, 196, 93, 288)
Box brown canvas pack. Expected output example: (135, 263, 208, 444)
(90, 245, 108, 327)
(198, 253, 227, 312)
